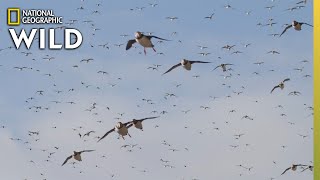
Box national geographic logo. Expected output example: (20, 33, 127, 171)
(7, 8, 63, 26)
(7, 8, 83, 50)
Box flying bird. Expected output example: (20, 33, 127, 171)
(213, 64, 233, 72)
(163, 59, 211, 75)
(125, 116, 160, 131)
(281, 164, 308, 175)
(280, 20, 313, 37)
(126, 31, 170, 55)
(61, 150, 95, 166)
(98, 122, 132, 142)
(270, 78, 290, 93)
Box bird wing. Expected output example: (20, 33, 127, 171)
(126, 123, 134, 129)
(212, 65, 221, 71)
(301, 22, 313, 27)
(126, 39, 136, 50)
(225, 63, 234, 66)
(163, 63, 182, 75)
(280, 25, 293, 37)
(146, 35, 170, 41)
(296, 164, 308, 167)
(271, 85, 280, 93)
(190, 61, 211, 64)
(123, 121, 133, 127)
(61, 155, 73, 166)
(281, 167, 291, 175)
(283, 78, 290, 82)
(80, 150, 95, 153)
(300, 167, 309, 172)
(137, 116, 160, 122)
(97, 128, 115, 142)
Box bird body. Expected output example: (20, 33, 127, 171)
(115, 122, 130, 138)
(182, 60, 192, 70)
(136, 35, 154, 48)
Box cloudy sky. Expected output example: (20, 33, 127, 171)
(0, 0, 313, 180)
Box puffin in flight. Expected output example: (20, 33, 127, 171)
(281, 164, 308, 175)
(61, 150, 95, 166)
(125, 116, 159, 131)
(270, 78, 290, 93)
(213, 63, 233, 72)
(280, 20, 313, 37)
(126, 31, 170, 55)
(163, 59, 211, 75)
(98, 122, 132, 142)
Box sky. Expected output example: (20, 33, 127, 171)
(0, 0, 314, 180)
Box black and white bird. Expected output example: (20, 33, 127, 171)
(98, 122, 132, 142)
(61, 150, 95, 166)
(213, 63, 233, 72)
(280, 20, 313, 37)
(125, 116, 159, 131)
(163, 59, 211, 75)
(126, 31, 169, 55)
(270, 78, 290, 93)
(281, 164, 308, 175)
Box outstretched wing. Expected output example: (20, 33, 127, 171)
(61, 155, 73, 166)
(280, 25, 293, 37)
(283, 78, 290, 82)
(137, 116, 160, 122)
(190, 61, 211, 64)
(212, 65, 221, 71)
(126, 39, 136, 50)
(271, 85, 280, 93)
(80, 150, 95, 153)
(97, 128, 115, 142)
(123, 121, 133, 127)
(126, 123, 134, 129)
(146, 35, 170, 41)
(281, 167, 291, 175)
(163, 63, 182, 75)
(301, 22, 313, 27)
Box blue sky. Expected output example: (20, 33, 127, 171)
(0, 0, 313, 180)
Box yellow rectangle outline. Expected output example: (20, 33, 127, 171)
(7, 8, 20, 26)
(315, 1, 319, 180)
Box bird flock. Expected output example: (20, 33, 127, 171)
(0, 0, 314, 180)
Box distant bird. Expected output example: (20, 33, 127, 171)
(98, 122, 132, 142)
(271, 78, 290, 93)
(288, 91, 301, 96)
(267, 50, 280, 54)
(296, 0, 307, 4)
(204, 13, 214, 19)
(126, 31, 169, 55)
(213, 64, 233, 72)
(166, 17, 178, 21)
(301, 165, 313, 172)
(281, 164, 308, 175)
(280, 20, 313, 37)
(61, 150, 95, 166)
(125, 116, 159, 131)
(83, 131, 95, 137)
(163, 59, 211, 75)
